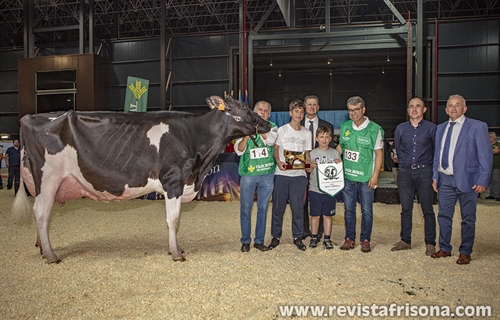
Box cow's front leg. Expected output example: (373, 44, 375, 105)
(164, 197, 185, 261)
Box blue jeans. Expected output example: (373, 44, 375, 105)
(342, 179, 374, 242)
(397, 166, 436, 245)
(240, 174, 274, 245)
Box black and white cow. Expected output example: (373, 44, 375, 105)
(13, 95, 270, 264)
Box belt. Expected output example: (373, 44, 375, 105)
(401, 163, 432, 170)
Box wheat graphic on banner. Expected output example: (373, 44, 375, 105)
(124, 76, 149, 112)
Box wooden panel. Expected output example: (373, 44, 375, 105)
(18, 54, 108, 118)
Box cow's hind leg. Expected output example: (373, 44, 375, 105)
(33, 191, 61, 264)
(164, 197, 185, 261)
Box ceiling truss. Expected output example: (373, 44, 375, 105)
(0, 0, 499, 50)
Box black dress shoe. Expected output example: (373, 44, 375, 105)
(240, 244, 250, 252)
(293, 238, 306, 251)
(253, 243, 268, 251)
(267, 238, 280, 250)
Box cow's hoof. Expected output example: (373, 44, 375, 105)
(46, 259, 61, 264)
(173, 256, 186, 262)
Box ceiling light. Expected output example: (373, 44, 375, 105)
(279, 69, 281, 77)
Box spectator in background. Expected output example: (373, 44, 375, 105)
(5, 139, 21, 194)
(390, 143, 399, 184)
(0, 144, 3, 189)
(485, 132, 500, 201)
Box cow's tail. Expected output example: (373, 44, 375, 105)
(12, 177, 32, 225)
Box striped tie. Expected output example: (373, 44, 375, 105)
(441, 122, 456, 170)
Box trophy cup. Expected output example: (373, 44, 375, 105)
(283, 150, 310, 170)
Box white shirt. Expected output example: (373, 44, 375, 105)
(304, 116, 319, 139)
(234, 125, 278, 156)
(438, 114, 465, 175)
(274, 123, 312, 177)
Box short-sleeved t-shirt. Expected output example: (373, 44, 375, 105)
(275, 123, 312, 178)
(309, 147, 341, 194)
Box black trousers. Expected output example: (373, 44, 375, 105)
(8, 165, 20, 193)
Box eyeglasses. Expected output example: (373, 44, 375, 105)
(348, 107, 363, 113)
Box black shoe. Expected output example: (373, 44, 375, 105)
(302, 231, 312, 240)
(241, 243, 250, 252)
(485, 196, 495, 200)
(496, 197, 500, 201)
(323, 239, 334, 250)
(309, 237, 319, 248)
(267, 238, 280, 250)
(7, 187, 11, 190)
(294, 238, 306, 251)
(253, 243, 268, 252)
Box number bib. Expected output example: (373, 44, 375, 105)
(250, 147, 268, 159)
(344, 149, 360, 162)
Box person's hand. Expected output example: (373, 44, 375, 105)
(368, 176, 379, 190)
(432, 179, 438, 193)
(306, 161, 316, 173)
(472, 184, 486, 193)
(277, 161, 286, 171)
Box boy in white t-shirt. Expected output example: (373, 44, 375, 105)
(267, 99, 312, 251)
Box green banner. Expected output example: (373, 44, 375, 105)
(124, 76, 149, 112)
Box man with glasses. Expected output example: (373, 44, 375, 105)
(336, 96, 384, 252)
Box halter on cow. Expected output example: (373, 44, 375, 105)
(13, 95, 270, 264)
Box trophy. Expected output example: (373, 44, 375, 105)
(283, 150, 310, 170)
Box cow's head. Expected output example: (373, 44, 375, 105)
(206, 95, 271, 135)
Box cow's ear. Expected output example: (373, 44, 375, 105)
(206, 95, 226, 111)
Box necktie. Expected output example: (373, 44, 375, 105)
(441, 122, 456, 170)
(309, 121, 315, 148)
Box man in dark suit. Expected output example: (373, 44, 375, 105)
(431, 94, 492, 265)
(301, 95, 335, 239)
